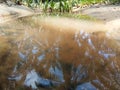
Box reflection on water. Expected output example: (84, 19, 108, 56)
(0, 16, 120, 90)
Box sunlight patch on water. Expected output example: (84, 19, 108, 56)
(37, 54, 45, 62)
(76, 82, 97, 90)
(32, 46, 39, 54)
(24, 69, 51, 89)
(71, 64, 87, 82)
(49, 65, 64, 82)
(98, 50, 116, 59)
(87, 38, 95, 50)
(18, 52, 27, 61)
(8, 74, 23, 81)
(24, 69, 63, 89)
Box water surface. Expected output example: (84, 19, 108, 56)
(0, 16, 120, 90)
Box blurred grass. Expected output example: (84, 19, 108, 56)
(80, 0, 105, 5)
(60, 13, 97, 21)
(40, 12, 98, 21)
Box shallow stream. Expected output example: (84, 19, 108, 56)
(0, 16, 120, 90)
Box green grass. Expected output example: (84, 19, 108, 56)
(80, 0, 105, 5)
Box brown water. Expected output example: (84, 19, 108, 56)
(0, 16, 120, 90)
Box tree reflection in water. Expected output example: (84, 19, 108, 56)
(0, 17, 120, 90)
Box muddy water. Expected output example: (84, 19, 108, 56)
(0, 16, 120, 90)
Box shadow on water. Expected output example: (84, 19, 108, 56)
(0, 16, 120, 90)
